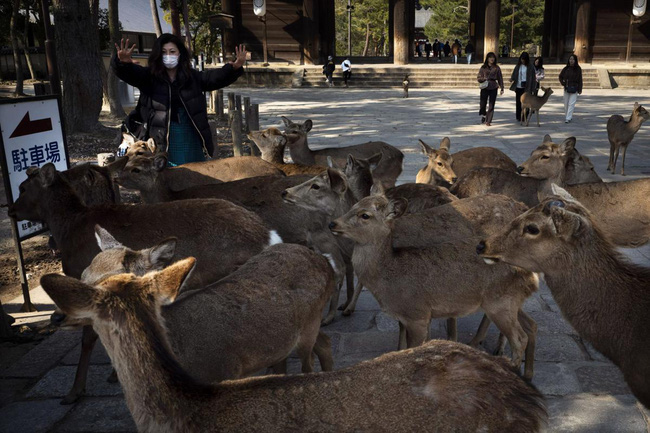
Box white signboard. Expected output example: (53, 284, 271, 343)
(0, 96, 68, 239)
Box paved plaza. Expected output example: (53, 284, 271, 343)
(2, 87, 650, 432)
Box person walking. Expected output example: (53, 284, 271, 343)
(559, 54, 582, 123)
(477, 52, 504, 127)
(433, 39, 439, 59)
(425, 40, 432, 60)
(113, 34, 245, 166)
(502, 44, 510, 58)
(509, 52, 536, 122)
(534, 57, 545, 95)
(323, 55, 335, 87)
(451, 39, 461, 64)
(465, 41, 474, 64)
(444, 41, 451, 57)
(341, 57, 352, 87)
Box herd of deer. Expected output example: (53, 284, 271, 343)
(6, 102, 650, 432)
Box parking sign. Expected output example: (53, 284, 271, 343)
(0, 95, 69, 239)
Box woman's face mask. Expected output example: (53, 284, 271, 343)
(163, 54, 179, 69)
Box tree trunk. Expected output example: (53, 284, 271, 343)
(23, 1, 36, 80)
(362, 22, 371, 57)
(11, 0, 24, 95)
(107, 0, 125, 117)
(150, 0, 163, 37)
(182, 0, 192, 55)
(170, 0, 181, 36)
(53, 0, 104, 132)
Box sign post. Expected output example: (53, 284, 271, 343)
(0, 95, 70, 311)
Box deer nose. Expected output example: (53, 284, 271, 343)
(451, 176, 458, 183)
(516, 166, 524, 174)
(476, 241, 486, 255)
(281, 190, 288, 198)
(329, 221, 337, 230)
(51, 312, 67, 326)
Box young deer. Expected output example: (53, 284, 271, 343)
(247, 127, 328, 176)
(41, 259, 547, 432)
(329, 193, 539, 379)
(8, 163, 276, 404)
(281, 116, 404, 188)
(607, 102, 650, 175)
(118, 133, 157, 159)
(478, 188, 650, 409)
(520, 87, 553, 127)
(416, 137, 517, 187)
(75, 233, 336, 381)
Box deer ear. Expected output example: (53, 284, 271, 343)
(146, 257, 196, 303)
(367, 152, 383, 171)
(146, 138, 157, 154)
(276, 134, 287, 147)
(542, 134, 552, 144)
(346, 154, 357, 169)
(302, 119, 313, 133)
(122, 133, 135, 145)
(419, 139, 434, 156)
(107, 155, 129, 174)
(387, 197, 408, 220)
(327, 168, 347, 195)
(39, 163, 57, 187)
(634, 102, 639, 110)
(281, 116, 291, 127)
(153, 154, 168, 172)
(440, 137, 451, 151)
(40, 274, 99, 319)
(559, 137, 576, 155)
(550, 208, 588, 240)
(94, 225, 124, 251)
(149, 238, 177, 269)
(370, 181, 386, 196)
(550, 183, 578, 202)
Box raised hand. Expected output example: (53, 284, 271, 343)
(231, 44, 247, 69)
(115, 38, 138, 64)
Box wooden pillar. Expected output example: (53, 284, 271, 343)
(221, 0, 241, 60)
(303, 0, 319, 65)
(556, 0, 570, 60)
(318, 0, 335, 61)
(392, 0, 409, 65)
(549, 0, 560, 58)
(574, 0, 593, 63)
(542, 0, 553, 58)
(484, 0, 500, 57)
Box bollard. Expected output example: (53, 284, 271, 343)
(97, 152, 116, 166)
(209, 91, 216, 114)
(249, 104, 261, 156)
(227, 92, 235, 119)
(235, 94, 242, 112)
(231, 110, 243, 157)
(217, 89, 225, 120)
(243, 96, 251, 132)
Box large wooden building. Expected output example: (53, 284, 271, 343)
(221, 0, 650, 64)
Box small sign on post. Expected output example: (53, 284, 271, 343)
(0, 95, 70, 311)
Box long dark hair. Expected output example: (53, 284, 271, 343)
(149, 33, 192, 81)
(534, 56, 544, 68)
(566, 54, 580, 68)
(482, 52, 498, 68)
(518, 52, 530, 66)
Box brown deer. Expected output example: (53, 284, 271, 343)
(247, 127, 328, 176)
(41, 260, 547, 432)
(520, 87, 553, 127)
(329, 193, 538, 379)
(416, 137, 517, 187)
(607, 102, 650, 175)
(74, 233, 335, 380)
(8, 163, 276, 403)
(281, 116, 404, 188)
(478, 188, 650, 409)
(118, 133, 157, 158)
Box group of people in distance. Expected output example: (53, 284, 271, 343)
(416, 39, 475, 64)
(477, 51, 583, 126)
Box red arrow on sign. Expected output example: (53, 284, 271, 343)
(9, 112, 53, 138)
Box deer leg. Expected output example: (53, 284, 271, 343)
(621, 145, 629, 176)
(398, 321, 407, 350)
(469, 314, 491, 347)
(297, 320, 320, 374)
(342, 281, 363, 316)
(494, 333, 507, 356)
(405, 320, 429, 348)
(612, 146, 621, 175)
(607, 142, 615, 171)
(485, 308, 527, 372)
(312, 331, 334, 371)
(518, 310, 538, 380)
(536, 110, 540, 127)
(446, 318, 457, 341)
(338, 263, 355, 312)
(61, 326, 98, 405)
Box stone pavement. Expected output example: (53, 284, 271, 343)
(1, 87, 650, 432)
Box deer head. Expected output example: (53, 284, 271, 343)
(517, 136, 576, 180)
(416, 138, 457, 185)
(117, 154, 168, 192)
(282, 168, 348, 216)
(247, 127, 288, 162)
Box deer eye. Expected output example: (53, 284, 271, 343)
(437, 162, 443, 167)
(540, 155, 549, 160)
(524, 224, 540, 235)
(361, 213, 370, 220)
(310, 184, 320, 190)
(132, 168, 141, 173)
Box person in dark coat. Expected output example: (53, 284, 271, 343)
(323, 56, 335, 87)
(443, 41, 451, 57)
(113, 34, 245, 165)
(465, 41, 475, 64)
(509, 52, 536, 122)
(425, 41, 432, 59)
(559, 54, 583, 123)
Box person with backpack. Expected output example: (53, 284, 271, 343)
(323, 56, 335, 87)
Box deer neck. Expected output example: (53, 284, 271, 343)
(287, 134, 316, 165)
(333, 189, 358, 218)
(351, 229, 394, 285)
(541, 91, 551, 103)
(260, 147, 285, 165)
(141, 172, 174, 204)
(539, 168, 566, 193)
(627, 112, 647, 134)
(44, 180, 87, 248)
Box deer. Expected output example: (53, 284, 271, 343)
(402, 73, 410, 98)
(452, 136, 650, 248)
(247, 127, 328, 176)
(478, 187, 650, 409)
(416, 137, 517, 187)
(68, 230, 335, 383)
(41, 259, 548, 433)
(520, 86, 553, 127)
(329, 193, 539, 379)
(8, 163, 278, 404)
(281, 116, 404, 188)
(607, 102, 650, 175)
(118, 133, 157, 158)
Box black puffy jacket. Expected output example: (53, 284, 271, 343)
(112, 55, 243, 156)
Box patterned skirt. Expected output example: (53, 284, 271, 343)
(167, 107, 206, 166)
